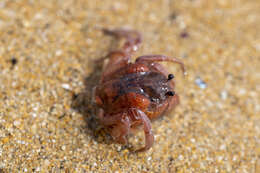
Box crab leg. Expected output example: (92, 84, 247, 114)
(129, 108, 154, 152)
(98, 110, 131, 144)
(103, 28, 142, 53)
(136, 55, 186, 75)
(100, 50, 130, 83)
(111, 116, 131, 144)
(98, 110, 124, 126)
(99, 28, 142, 83)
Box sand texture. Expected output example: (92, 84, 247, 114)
(0, 0, 259, 172)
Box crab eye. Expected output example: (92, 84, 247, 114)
(167, 74, 174, 81)
(165, 91, 175, 96)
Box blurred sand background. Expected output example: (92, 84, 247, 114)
(0, 0, 259, 172)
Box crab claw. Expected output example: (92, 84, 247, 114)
(129, 108, 154, 152)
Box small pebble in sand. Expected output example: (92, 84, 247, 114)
(10, 57, 18, 65)
(180, 32, 189, 38)
(195, 77, 207, 89)
(61, 83, 71, 90)
(220, 90, 228, 100)
(55, 50, 63, 56)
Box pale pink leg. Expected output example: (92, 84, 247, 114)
(103, 28, 142, 53)
(100, 51, 130, 83)
(136, 55, 186, 75)
(111, 116, 130, 144)
(98, 111, 123, 126)
(98, 111, 131, 144)
(129, 108, 154, 152)
(100, 28, 142, 83)
(150, 62, 170, 76)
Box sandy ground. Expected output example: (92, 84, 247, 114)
(0, 0, 259, 172)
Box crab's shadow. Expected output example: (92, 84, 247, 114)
(71, 59, 113, 145)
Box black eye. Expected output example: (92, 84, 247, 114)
(167, 74, 174, 81)
(151, 98, 157, 102)
(165, 91, 175, 96)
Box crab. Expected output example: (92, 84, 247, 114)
(93, 28, 186, 152)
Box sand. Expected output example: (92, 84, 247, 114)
(0, 0, 259, 172)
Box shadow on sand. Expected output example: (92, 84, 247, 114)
(70, 59, 114, 145)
